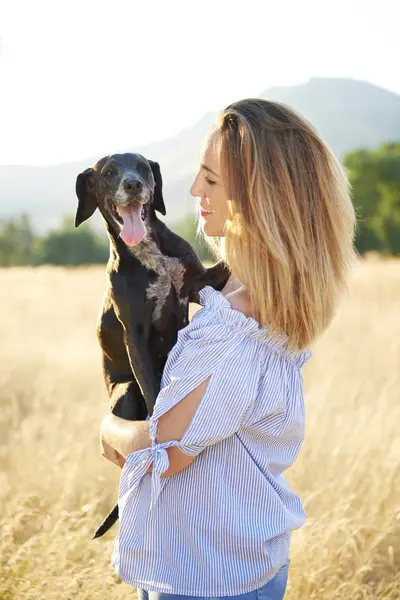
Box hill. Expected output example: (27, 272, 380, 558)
(1, 78, 399, 230)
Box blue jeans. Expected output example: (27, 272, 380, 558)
(137, 562, 289, 600)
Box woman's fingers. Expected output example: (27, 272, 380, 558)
(101, 414, 151, 457)
(100, 436, 124, 467)
(99, 413, 151, 467)
(117, 454, 126, 469)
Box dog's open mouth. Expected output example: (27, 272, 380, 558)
(110, 201, 148, 246)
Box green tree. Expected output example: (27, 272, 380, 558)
(344, 143, 400, 255)
(0, 214, 36, 266)
(35, 216, 109, 266)
(172, 214, 215, 262)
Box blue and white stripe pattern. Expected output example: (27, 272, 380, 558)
(112, 286, 312, 596)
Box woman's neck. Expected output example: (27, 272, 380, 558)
(221, 273, 246, 297)
(221, 274, 254, 320)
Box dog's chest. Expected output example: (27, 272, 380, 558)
(130, 237, 188, 321)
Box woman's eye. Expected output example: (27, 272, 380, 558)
(205, 176, 216, 186)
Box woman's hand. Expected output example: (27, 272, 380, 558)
(99, 409, 199, 477)
(100, 414, 126, 467)
(100, 435, 126, 468)
(99, 413, 151, 467)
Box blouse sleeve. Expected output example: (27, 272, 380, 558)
(150, 331, 262, 454)
(119, 323, 262, 510)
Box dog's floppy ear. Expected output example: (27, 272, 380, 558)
(148, 160, 166, 216)
(75, 168, 97, 227)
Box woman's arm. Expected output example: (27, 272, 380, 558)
(100, 292, 250, 475)
(100, 377, 210, 476)
(100, 414, 151, 462)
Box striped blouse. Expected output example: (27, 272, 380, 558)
(112, 286, 312, 596)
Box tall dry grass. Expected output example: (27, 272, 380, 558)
(0, 261, 399, 599)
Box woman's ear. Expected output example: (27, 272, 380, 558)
(148, 160, 166, 216)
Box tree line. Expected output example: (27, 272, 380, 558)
(344, 142, 400, 255)
(0, 142, 399, 267)
(0, 215, 109, 267)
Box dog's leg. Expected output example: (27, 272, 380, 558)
(110, 275, 159, 416)
(98, 299, 148, 419)
(190, 260, 230, 300)
(105, 359, 148, 420)
(118, 317, 159, 416)
(155, 222, 230, 300)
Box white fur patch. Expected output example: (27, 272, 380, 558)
(129, 230, 187, 322)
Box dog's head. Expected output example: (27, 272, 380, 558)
(75, 153, 166, 246)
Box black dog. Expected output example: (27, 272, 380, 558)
(75, 153, 229, 538)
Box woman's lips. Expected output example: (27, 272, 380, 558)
(200, 207, 213, 217)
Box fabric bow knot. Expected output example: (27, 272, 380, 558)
(124, 441, 177, 509)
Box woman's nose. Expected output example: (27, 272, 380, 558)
(190, 172, 203, 198)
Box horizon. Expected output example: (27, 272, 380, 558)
(1, 0, 399, 167)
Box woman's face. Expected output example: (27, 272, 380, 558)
(190, 140, 231, 237)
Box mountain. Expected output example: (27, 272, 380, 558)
(1, 78, 400, 231)
(262, 78, 400, 156)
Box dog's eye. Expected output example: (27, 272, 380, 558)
(104, 170, 116, 178)
(137, 165, 150, 173)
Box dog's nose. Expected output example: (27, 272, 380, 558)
(124, 178, 143, 193)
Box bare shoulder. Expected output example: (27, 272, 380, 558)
(225, 288, 254, 320)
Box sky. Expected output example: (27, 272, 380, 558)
(0, 0, 399, 166)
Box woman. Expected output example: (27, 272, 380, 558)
(100, 99, 356, 599)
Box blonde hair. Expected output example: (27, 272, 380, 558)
(201, 98, 357, 349)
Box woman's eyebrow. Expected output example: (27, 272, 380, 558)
(201, 163, 220, 178)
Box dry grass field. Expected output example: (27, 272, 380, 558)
(0, 260, 399, 600)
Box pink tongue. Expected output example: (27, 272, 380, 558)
(117, 204, 146, 246)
